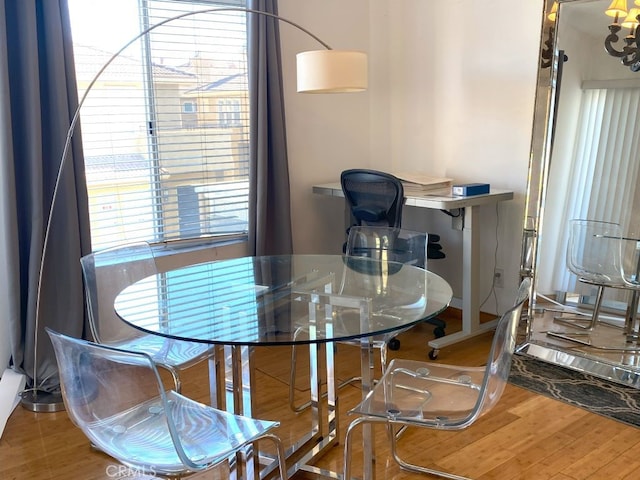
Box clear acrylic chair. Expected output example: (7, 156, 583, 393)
(46, 328, 286, 478)
(80, 242, 214, 393)
(554, 219, 628, 332)
(343, 278, 530, 480)
(338, 226, 437, 371)
(289, 227, 437, 412)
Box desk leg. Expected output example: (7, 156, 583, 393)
(428, 205, 499, 351)
(463, 205, 480, 333)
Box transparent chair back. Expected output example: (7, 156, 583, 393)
(81, 242, 158, 344)
(345, 226, 427, 268)
(621, 236, 640, 287)
(567, 219, 624, 284)
(80, 242, 212, 373)
(338, 227, 429, 335)
(46, 328, 282, 476)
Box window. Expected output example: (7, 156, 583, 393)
(68, 0, 250, 250)
(182, 101, 197, 113)
(217, 99, 242, 127)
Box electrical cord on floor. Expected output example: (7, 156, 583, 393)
(479, 202, 500, 314)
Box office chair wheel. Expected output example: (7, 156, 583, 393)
(428, 348, 439, 360)
(388, 338, 400, 351)
(433, 326, 446, 338)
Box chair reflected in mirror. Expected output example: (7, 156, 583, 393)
(554, 219, 626, 331)
(46, 328, 287, 478)
(551, 219, 640, 345)
(343, 279, 530, 480)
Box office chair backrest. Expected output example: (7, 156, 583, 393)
(566, 219, 623, 282)
(345, 226, 428, 269)
(341, 169, 405, 228)
(80, 242, 158, 344)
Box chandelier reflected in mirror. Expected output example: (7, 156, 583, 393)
(604, 0, 640, 71)
(545, 1, 640, 72)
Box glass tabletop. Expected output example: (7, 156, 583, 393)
(114, 254, 453, 346)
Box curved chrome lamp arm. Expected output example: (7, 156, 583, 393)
(22, 6, 367, 412)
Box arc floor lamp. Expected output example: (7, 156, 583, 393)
(20, 6, 367, 412)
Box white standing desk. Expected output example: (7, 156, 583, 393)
(312, 182, 514, 355)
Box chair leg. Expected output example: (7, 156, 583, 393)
(291, 341, 386, 413)
(380, 342, 388, 373)
(625, 290, 640, 342)
(289, 343, 315, 413)
(345, 417, 472, 480)
(343, 416, 372, 480)
(388, 424, 471, 480)
(256, 433, 288, 480)
(159, 364, 181, 393)
(553, 285, 605, 332)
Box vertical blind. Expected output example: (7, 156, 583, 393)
(68, 0, 250, 250)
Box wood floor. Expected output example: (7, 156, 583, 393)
(2, 308, 640, 480)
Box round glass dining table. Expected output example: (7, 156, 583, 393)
(114, 254, 453, 346)
(114, 254, 452, 480)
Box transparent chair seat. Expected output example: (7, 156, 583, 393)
(111, 335, 212, 369)
(88, 391, 276, 474)
(351, 358, 486, 427)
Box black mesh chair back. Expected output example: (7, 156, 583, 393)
(341, 169, 405, 228)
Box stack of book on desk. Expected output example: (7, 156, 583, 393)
(393, 172, 453, 195)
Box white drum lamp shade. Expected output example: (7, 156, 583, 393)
(297, 50, 368, 93)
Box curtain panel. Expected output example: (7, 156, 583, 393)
(247, 0, 293, 256)
(0, 0, 90, 391)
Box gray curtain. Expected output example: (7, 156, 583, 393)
(247, 0, 293, 256)
(0, 0, 90, 391)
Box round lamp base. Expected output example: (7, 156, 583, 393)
(20, 389, 65, 413)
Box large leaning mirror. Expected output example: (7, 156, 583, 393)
(519, 0, 640, 386)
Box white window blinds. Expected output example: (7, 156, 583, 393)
(68, 0, 249, 250)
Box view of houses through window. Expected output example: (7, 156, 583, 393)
(68, 0, 250, 250)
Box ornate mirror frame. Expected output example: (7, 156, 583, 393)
(518, 0, 640, 386)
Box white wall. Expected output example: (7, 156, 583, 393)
(280, 0, 543, 314)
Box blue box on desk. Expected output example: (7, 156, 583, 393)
(452, 183, 490, 196)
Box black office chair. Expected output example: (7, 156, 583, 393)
(340, 169, 405, 228)
(340, 169, 447, 349)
